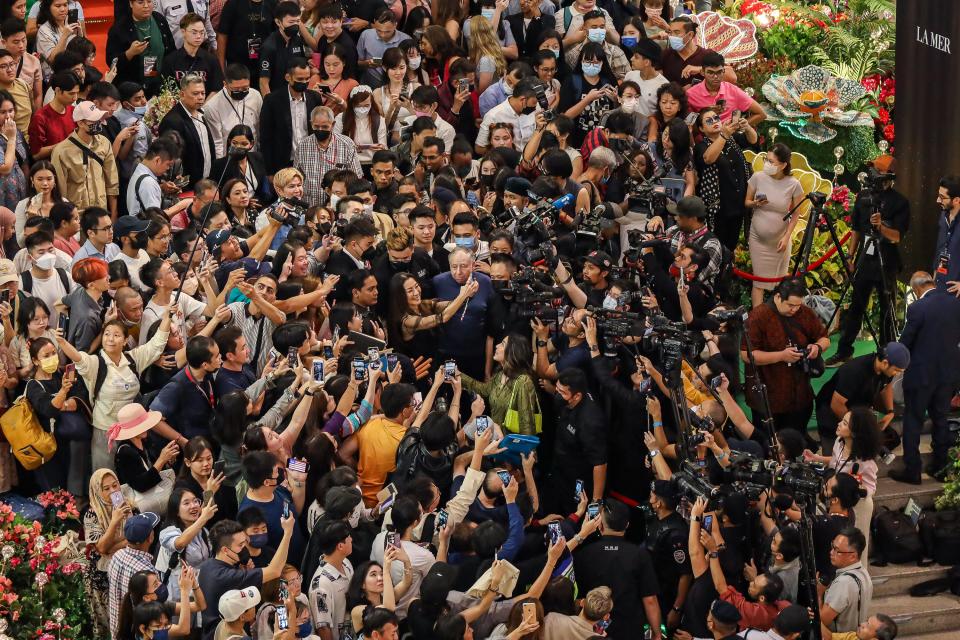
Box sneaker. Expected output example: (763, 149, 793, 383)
(825, 354, 850, 368)
(889, 469, 922, 485)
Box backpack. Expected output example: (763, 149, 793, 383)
(919, 510, 960, 566)
(871, 506, 923, 564)
(20, 268, 70, 298)
(391, 428, 424, 491)
(0, 381, 56, 470)
(92, 352, 139, 404)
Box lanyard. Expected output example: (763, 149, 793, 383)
(15, 56, 23, 79)
(184, 367, 214, 408)
(224, 88, 246, 125)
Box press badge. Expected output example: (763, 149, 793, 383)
(938, 252, 950, 275)
(247, 37, 261, 60)
(143, 56, 158, 77)
(865, 242, 875, 256)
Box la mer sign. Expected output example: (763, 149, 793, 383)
(917, 26, 952, 53)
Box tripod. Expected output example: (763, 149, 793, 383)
(790, 193, 851, 282)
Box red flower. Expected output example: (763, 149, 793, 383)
(877, 108, 890, 124)
(883, 124, 895, 141)
(9, 557, 20, 568)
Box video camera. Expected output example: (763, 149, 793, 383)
(587, 306, 645, 356)
(672, 461, 723, 511)
(726, 451, 831, 498)
(625, 159, 672, 215)
(642, 315, 705, 378)
(497, 267, 564, 323)
(269, 197, 309, 227)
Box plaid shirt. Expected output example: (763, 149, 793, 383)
(293, 132, 363, 207)
(564, 41, 631, 80)
(108, 547, 156, 637)
(665, 224, 725, 292)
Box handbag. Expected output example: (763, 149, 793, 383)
(0, 382, 56, 470)
(503, 375, 542, 434)
(121, 467, 176, 514)
(56, 396, 93, 442)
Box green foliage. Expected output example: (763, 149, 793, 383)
(936, 447, 960, 510)
(757, 21, 821, 67)
(765, 119, 879, 175)
(799, 0, 897, 80)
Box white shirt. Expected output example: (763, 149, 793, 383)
(203, 87, 264, 157)
(394, 113, 455, 152)
(190, 113, 213, 179)
(309, 558, 354, 640)
(117, 249, 150, 292)
(20, 266, 75, 328)
(476, 99, 537, 150)
(155, 0, 216, 48)
(369, 533, 436, 618)
(623, 71, 670, 117)
(140, 293, 206, 344)
(289, 88, 308, 158)
(333, 112, 387, 164)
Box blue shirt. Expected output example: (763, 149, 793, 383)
(214, 365, 256, 398)
(552, 334, 591, 373)
(479, 79, 509, 118)
(935, 209, 960, 287)
(355, 28, 410, 60)
(72, 239, 121, 265)
(149, 367, 216, 438)
(238, 486, 305, 563)
(432, 271, 493, 358)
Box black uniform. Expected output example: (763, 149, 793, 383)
(259, 32, 307, 93)
(647, 511, 693, 618)
(216, 0, 278, 80)
(371, 248, 439, 319)
(548, 395, 608, 514)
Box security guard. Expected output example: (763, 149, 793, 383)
(646, 480, 693, 631)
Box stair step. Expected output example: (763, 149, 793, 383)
(869, 563, 950, 597)
(872, 476, 943, 511)
(901, 631, 960, 640)
(878, 433, 933, 479)
(868, 593, 960, 635)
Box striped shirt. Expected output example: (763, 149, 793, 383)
(293, 132, 362, 207)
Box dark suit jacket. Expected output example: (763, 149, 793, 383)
(900, 287, 960, 389)
(325, 250, 367, 302)
(507, 13, 549, 58)
(209, 152, 269, 199)
(157, 102, 217, 187)
(258, 87, 323, 176)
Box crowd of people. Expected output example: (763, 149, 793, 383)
(0, 0, 956, 638)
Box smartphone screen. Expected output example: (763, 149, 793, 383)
(213, 460, 226, 477)
(475, 415, 489, 435)
(367, 347, 379, 361)
(386, 531, 399, 549)
(323, 344, 334, 359)
(352, 358, 366, 381)
(65, 362, 75, 376)
(587, 502, 600, 519)
(496, 470, 511, 486)
(287, 346, 298, 369)
(110, 490, 125, 508)
(574, 479, 583, 501)
(547, 521, 562, 545)
(443, 360, 456, 380)
(282, 501, 290, 519)
(703, 514, 713, 533)
(436, 508, 448, 529)
(312, 360, 324, 382)
(287, 457, 309, 473)
(276, 605, 289, 630)
(387, 353, 398, 370)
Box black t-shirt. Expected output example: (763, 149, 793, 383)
(316, 30, 360, 80)
(406, 599, 442, 640)
(851, 188, 910, 273)
(815, 354, 889, 416)
(661, 46, 715, 87)
(342, 0, 389, 23)
(216, 0, 277, 75)
(259, 32, 307, 91)
(647, 512, 693, 612)
(161, 47, 225, 94)
(681, 571, 717, 637)
(558, 73, 617, 148)
(197, 558, 264, 638)
(553, 397, 608, 502)
(573, 535, 660, 637)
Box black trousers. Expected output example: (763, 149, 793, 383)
(902, 383, 956, 475)
(836, 267, 896, 358)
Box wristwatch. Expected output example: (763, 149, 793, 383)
(536, 340, 548, 348)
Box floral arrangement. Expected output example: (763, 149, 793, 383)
(861, 73, 896, 151)
(936, 449, 960, 510)
(143, 77, 181, 137)
(0, 494, 91, 640)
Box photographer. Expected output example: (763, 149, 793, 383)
(530, 308, 591, 381)
(653, 196, 725, 295)
(812, 472, 862, 582)
(741, 278, 829, 434)
(827, 157, 910, 367)
(814, 342, 908, 453)
(552, 249, 612, 308)
(641, 241, 715, 323)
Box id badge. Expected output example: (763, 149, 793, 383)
(247, 37, 262, 60)
(865, 242, 875, 256)
(938, 252, 950, 275)
(143, 55, 158, 77)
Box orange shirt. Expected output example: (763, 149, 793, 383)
(356, 416, 407, 506)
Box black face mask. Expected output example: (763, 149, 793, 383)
(228, 146, 249, 159)
(229, 89, 249, 101)
(313, 128, 331, 142)
(389, 260, 411, 272)
(283, 24, 300, 38)
(361, 247, 377, 261)
(87, 122, 103, 136)
(454, 163, 472, 179)
(521, 105, 536, 115)
(291, 80, 308, 92)
(232, 547, 251, 565)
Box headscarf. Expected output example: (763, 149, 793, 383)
(88, 468, 132, 532)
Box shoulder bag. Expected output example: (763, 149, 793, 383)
(503, 375, 542, 434)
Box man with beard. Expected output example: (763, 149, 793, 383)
(372, 226, 438, 318)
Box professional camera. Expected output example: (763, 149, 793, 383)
(726, 451, 830, 496)
(642, 316, 705, 377)
(588, 306, 645, 356)
(531, 82, 555, 122)
(576, 205, 604, 241)
(269, 198, 307, 227)
(510, 269, 562, 324)
(672, 462, 722, 511)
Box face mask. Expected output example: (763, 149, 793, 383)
(313, 129, 331, 142)
(39, 354, 59, 374)
(621, 35, 637, 48)
(275, 468, 286, 484)
(354, 105, 371, 116)
(503, 80, 514, 96)
(86, 122, 103, 136)
(284, 24, 299, 38)
(153, 584, 169, 603)
(389, 259, 410, 272)
(602, 295, 618, 310)
(231, 547, 249, 566)
(621, 97, 638, 113)
(328, 193, 340, 210)
(34, 253, 57, 270)
(549, 48, 560, 58)
(668, 35, 686, 50)
(248, 533, 269, 549)
(587, 28, 606, 43)
(229, 146, 249, 159)
(292, 80, 309, 92)
(454, 236, 475, 249)
(581, 62, 601, 77)
(762, 161, 780, 176)
(454, 163, 472, 179)
(361, 247, 377, 261)
(481, 7, 495, 20)
(521, 104, 536, 116)
(363, 203, 374, 217)
(151, 630, 170, 640)
(408, 56, 421, 70)
(132, 105, 147, 116)
(414, 110, 430, 118)
(297, 622, 312, 639)
(230, 89, 249, 101)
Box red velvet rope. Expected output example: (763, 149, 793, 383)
(733, 230, 853, 283)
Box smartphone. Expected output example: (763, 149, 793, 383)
(703, 514, 714, 533)
(709, 376, 722, 391)
(282, 501, 290, 519)
(110, 490, 125, 508)
(411, 391, 423, 411)
(65, 362, 75, 376)
(574, 479, 584, 502)
(547, 521, 562, 545)
(287, 457, 309, 473)
(213, 460, 226, 477)
(376, 483, 397, 503)
(276, 604, 289, 630)
(352, 357, 366, 381)
(312, 360, 324, 382)
(0, 290, 9, 304)
(385, 531, 399, 549)
(475, 415, 490, 436)
(679, 265, 685, 282)
(523, 601, 537, 625)
(443, 360, 457, 380)
(587, 502, 601, 519)
(731, 109, 741, 122)
(379, 492, 395, 513)
(67, 7, 78, 23)
(756, 192, 767, 202)
(141, 35, 151, 43)
(287, 346, 298, 369)
(594, 619, 610, 633)
(387, 353, 398, 370)
(436, 508, 448, 529)
(684, 112, 699, 126)
(332, 325, 341, 343)
(457, 77, 469, 91)
(496, 470, 511, 486)
(372, 56, 382, 65)
(367, 347, 380, 362)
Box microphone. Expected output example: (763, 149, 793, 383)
(552, 193, 575, 209)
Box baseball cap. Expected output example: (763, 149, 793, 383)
(123, 512, 160, 544)
(206, 228, 232, 254)
(504, 177, 532, 196)
(73, 100, 108, 123)
(883, 342, 910, 369)
(114, 215, 150, 238)
(667, 196, 708, 219)
(420, 562, 458, 605)
(219, 587, 262, 622)
(584, 250, 613, 270)
(0, 259, 16, 285)
(775, 604, 811, 635)
(324, 486, 362, 519)
(710, 599, 741, 625)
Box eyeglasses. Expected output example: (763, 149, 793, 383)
(95, 225, 114, 232)
(830, 544, 855, 555)
(185, 28, 206, 35)
(703, 116, 720, 125)
(0, 62, 15, 71)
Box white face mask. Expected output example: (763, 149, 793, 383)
(34, 253, 57, 270)
(762, 160, 781, 176)
(354, 106, 371, 116)
(407, 56, 421, 70)
(329, 193, 340, 210)
(621, 97, 638, 113)
(602, 295, 618, 310)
